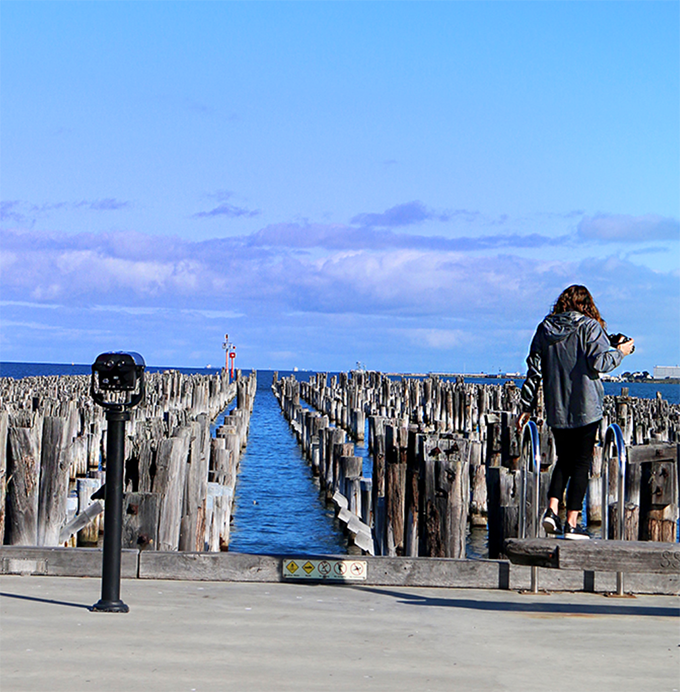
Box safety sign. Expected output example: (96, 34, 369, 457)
(282, 559, 367, 581)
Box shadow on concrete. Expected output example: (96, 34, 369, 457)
(360, 587, 680, 618)
(0, 591, 91, 610)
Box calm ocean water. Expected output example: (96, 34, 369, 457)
(227, 375, 345, 555)
(2, 362, 677, 556)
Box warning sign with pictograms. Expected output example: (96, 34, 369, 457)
(283, 559, 367, 581)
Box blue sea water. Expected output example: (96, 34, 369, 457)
(227, 375, 345, 555)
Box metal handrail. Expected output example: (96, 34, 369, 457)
(519, 421, 541, 539)
(601, 422, 627, 595)
(519, 420, 542, 592)
(602, 423, 627, 541)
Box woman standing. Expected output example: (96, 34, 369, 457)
(517, 285, 634, 539)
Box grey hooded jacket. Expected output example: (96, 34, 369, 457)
(519, 311, 623, 429)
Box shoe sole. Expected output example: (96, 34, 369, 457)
(542, 518, 560, 535)
(564, 533, 590, 540)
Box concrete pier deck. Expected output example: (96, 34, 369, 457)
(1, 575, 678, 692)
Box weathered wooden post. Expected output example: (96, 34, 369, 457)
(384, 422, 407, 556)
(370, 416, 387, 555)
(0, 411, 8, 543)
(469, 440, 487, 527)
(37, 416, 70, 546)
(6, 419, 42, 545)
(404, 428, 420, 556)
(420, 435, 470, 559)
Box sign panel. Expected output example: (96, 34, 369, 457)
(282, 559, 367, 581)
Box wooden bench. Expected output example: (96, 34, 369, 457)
(504, 538, 680, 574)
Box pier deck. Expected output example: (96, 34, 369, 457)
(1, 575, 678, 692)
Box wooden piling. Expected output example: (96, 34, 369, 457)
(6, 421, 42, 545)
(0, 411, 8, 544)
(37, 416, 70, 546)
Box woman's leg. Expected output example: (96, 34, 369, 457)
(549, 422, 599, 524)
(563, 421, 599, 526)
(548, 427, 573, 508)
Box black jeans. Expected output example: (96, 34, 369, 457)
(549, 421, 600, 512)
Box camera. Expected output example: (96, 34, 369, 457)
(91, 352, 146, 409)
(608, 333, 635, 353)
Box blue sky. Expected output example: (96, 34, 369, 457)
(1, 1, 678, 373)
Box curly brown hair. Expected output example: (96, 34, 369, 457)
(551, 285, 606, 329)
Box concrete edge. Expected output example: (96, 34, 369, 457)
(138, 552, 508, 589)
(0, 546, 138, 578)
(1, 546, 677, 595)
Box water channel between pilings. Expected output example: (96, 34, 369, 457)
(226, 374, 346, 555)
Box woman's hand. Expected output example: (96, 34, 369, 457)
(618, 338, 635, 356)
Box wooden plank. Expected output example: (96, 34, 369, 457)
(628, 443, 677, 464)
(502, 538, 559, 568)
(58, 501, 103, 544)
(504, 538, 680, 574)
(558, 540, 680, 574)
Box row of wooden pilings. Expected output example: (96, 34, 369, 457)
(283, 370, 679, 558)
(272, 374, 375, 554)
(0, 369, 257, 552)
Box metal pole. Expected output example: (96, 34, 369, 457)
(601, 448, 609, 541)
(91, 409, 130, 613)
(530, 423, 541, 594)
(616, 431, 627, 597)
(602, 424, 627, 596)
(520, 421, 541, 594)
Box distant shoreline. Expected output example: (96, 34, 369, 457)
(388, 372, 680, 386)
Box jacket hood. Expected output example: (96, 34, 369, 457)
(540, 311, 585, 345)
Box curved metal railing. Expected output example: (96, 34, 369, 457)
(601, 422, 628, 595)
(519, 420, 542, 592)
(519, 421, 541, 539)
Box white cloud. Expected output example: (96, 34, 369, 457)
(0, 300, 63, 310)
(402, 328, 471, 350)
(1, 223, 677, 370)
(578, 214, 680, 242)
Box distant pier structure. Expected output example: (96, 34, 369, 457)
(654, 365, 680, 379)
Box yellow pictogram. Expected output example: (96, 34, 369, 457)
(282, 558, 367, 581)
